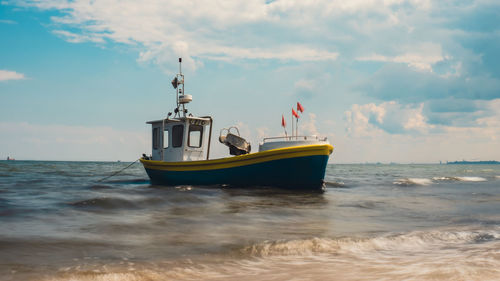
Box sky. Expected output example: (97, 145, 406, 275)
(1, 0, 499, 163)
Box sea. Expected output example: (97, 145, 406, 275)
(0, 161, 499, 281)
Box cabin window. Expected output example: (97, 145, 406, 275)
(153, 128, 159, 149)
(163, 129, 169, 148)
(172, 125, 184, 147)
(188, 124, 203, 148)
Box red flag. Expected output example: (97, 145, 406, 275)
(281, 115, 286, 127)
(297, 102, 304, 113)
(292, 108, 299, 118)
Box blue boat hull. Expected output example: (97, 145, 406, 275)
(141, 144, 333, 190)
(144, 154, 329, 190)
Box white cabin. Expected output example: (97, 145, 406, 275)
(148, 116, 212, 162)
(145, 58, 214, 162)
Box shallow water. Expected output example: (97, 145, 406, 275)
(0, 161, 499, 280)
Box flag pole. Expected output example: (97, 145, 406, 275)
(292, 107, 299, 139)
(296, 102, 305, 140)
(281, 114, 288, 138)
(296, 116, 298, 140)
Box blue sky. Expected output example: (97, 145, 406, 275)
(1, 0, 499, 163)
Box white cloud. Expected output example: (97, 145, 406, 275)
(299, 113, 320, 136)
(13, 0, 343, 70)
(256, 126, 271, 140)
(204, 46, 338, 62)
(294, 79, 315, 92)
(345, 101, 432, 137)
(357, 43, 445, 72)
(338, 99, 500, 163)
(333, 128, 500, 164)
(0, 70, 25, 81)
(53, 30, 105, 43)
(8, 0, 485, 82)
(0, 19, 17, 24)
(8, 0, 492, 80)
(472, 99, 500, 140)
(12, 0, 440, 70)
(0, 122, 146, 161)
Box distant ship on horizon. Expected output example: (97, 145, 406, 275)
(447, 160, 500, 165)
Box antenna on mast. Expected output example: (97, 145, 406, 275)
(171, 57, 191, 118)
(179, 57, 182, 74)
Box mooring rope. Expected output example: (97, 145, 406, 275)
(97, 158, 140, 182)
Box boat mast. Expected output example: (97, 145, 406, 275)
(179, 58, 186, 118)
(172, 58, 186, 118)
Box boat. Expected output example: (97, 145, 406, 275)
(140, 58, 334, 190)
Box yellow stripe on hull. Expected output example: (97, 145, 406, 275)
(140, 144, 333, 172)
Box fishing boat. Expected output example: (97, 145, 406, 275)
(140, 59, 333, 190)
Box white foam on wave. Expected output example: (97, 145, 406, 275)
(432, 176, 488, 182)
(325, 181, 346, 188)
(433, 176, 459, 181)
(393, 178, 432, 186)
(240, 229, 500, 280)
(41, 228, 500, 281)
(455, 176, 487, 182)
(244, 228, 500, 257)
(40, 228, 500, 281)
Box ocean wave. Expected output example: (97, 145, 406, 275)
(243, 229, 500, 257)
(455, 176, 487, 182)
(433, 176, 487, 182)
(47, 272, 148, 281)
(89, 184, 113, 190)
(393, 178, 432, 186)
(68, 196, 164, 210)
(38, 228, 500, 281)
(394, 176, 489, 185)
(69, 197, 139, 210)
(104, 178, 150, 184)
(433, 176, 459, 181)
(340, 201, 383, 210)
(324, 181, 346, 188)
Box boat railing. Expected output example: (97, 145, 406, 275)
(262, 135, 327, 143)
